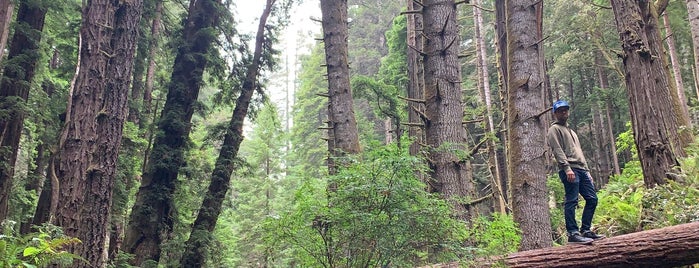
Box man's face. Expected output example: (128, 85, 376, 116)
(554, 107, 569, 121)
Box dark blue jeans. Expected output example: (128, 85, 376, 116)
(559, 168, 598, 234)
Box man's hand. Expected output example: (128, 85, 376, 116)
(566, 170, 576, 182)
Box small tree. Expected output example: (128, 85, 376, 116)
(269, 142, 468, 267)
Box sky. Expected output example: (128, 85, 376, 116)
(233, 0, 322, 130)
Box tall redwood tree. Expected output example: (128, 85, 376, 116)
(123, 0, 223, 265)
(53, 0, 142, 266)
(0, 0, 47, 222)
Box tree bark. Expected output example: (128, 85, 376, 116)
(406, 0, 427, 185)
(143, 0, 162, 123)
(321, 0, 361, 174)
(686, 0, 699, 103)
(0, 0, 47, 222)
(473, 0, 506, 214)
(662, 12, 690, 120)
(427, 221, 699, 268)
(422, 0, 474, 221)
(53, 0, 142, 266)
(506, 0, 552, 250)
(610, 0, 691, 187)
(123, 0, 221, 265)
(0, 0, 13, 62)
(500, 221, 699, 268)
(179, 0, 275, 266)
(595, 55, 620, 177)
(494, 0, 509, 212)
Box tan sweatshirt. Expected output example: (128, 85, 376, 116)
(547, 121, 588, 172)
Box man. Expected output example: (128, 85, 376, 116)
(547, 100, 605, 244)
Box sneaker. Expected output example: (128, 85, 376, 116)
(568, 232, 594, 244)
(582, 230, 605, 240)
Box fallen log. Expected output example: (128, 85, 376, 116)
(503, 221, 699, 267)
(424, 221, 699, 268)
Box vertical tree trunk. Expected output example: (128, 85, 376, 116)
(494, 0, 509, 211)
(0, 0, 13, 62)
(321, 0, 361, 174)
(143, 0, 162, 123)
(595, 55, 621, 177)
(506, 0, 552, 250)
(0, 0, 47, 222)
(686, 0, 699, 103)
(406, 0, 426, 159)
(179, 0, 276, 266)
(610, 0, 691, 187)
(473, 0, 506, 214)
(53, 0, 142, 266)
(662, 12, 690, 119)
(123, 0, 221, 265)
(422, 0, 474, 221)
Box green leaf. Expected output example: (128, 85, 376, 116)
(23, 246, 41, 257)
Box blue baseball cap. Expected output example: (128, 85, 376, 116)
(552, 100, 570, 113)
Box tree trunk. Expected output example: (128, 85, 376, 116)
(0, 0, 13, 62)
(0, 0, 47, 222)
(473, 0, 505, 214)
(421, 0, 474, 221)
(320, 0, 361, 175)
(595, 55, 620, 177)
(53, 0, 142, 266)
(143, 0, 162, 123)
(494, 0, 509, 211)
(406, 0, 425, 157)
(506, 0, 552, 250)
(123, 0, 221, 265)
(179, 0, 275, 266)
(610, 0, 691, 187)
(686, 0, 699, 103)
(662, 11, 690, 120)
(499, 221, 699, 268)
(428, 221, 699, 268)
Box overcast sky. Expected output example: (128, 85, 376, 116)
(233, 0, 322, 129)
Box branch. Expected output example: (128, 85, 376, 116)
(411, 105, 430, 123)
(655, 0, 669, 15)
(400, 10, 422, 15)
(398, 95, 426, 103)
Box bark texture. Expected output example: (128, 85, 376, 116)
(53, 0, 142, 266)
(0, 0, 47, 222)
(422, 0, 474, 221)
(610, 0, 690, 187)
(494, 0, 509, 211)
(662, 12, 690, 119)
(506, 0, 552, 250)
(501, 221, 699, 268)
(427, 221, 699, 268)
(473, 0, 505, 214)
(179, 0, 275, 266)
(687, 0, 699, 102)
(406, 0, 426, 159)
(321, 0, 361, 172)
(123, 0, 221, 265)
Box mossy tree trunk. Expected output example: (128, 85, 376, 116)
(0, 0, 47, 222)
(123, 0, 221, 265)
(179, 0, 277, 266)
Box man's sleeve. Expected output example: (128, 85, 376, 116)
(547, 127, 571, 172)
